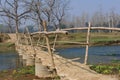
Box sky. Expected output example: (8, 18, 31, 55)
(70, 0, 120, 16)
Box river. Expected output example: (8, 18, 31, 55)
(0, 52, 19, 71)
(1, 45, 120, 71)
(56, 45, 120, 64)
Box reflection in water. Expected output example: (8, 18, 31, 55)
(56, 45, 120, 64)
(0, 52, 20, 71)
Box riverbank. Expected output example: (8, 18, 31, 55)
(0, 64, 118, 80)
(0, 45, 119, 80)
(54, 32, 120, 48)
(0, 59, 118, 80)
(0, 32, 120, 80)
(0, 42, 15, 52)
(55, 40, 120, 49)
(0, 66, 38, 80)
(0, 33, 15, 52)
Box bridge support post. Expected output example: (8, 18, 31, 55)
(26, 55, 35, 66)
(21, 53, 27, 66)
(35, 57, 51, 78)
(43, 21, 57, 75)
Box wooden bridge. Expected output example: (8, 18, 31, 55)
(8, 25, 120, 80)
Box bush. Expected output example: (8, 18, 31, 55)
(90, 64, 120, 74)
(13, 66, 35, 77)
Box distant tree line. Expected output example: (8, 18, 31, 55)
(0, 0, 120, 33)
(64, 9, 120, 30)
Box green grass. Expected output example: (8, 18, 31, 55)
(111, 60, 120, 63)
(0, 66, 61, 80)
(90, 64, 120, 74)
(14, 66, 35, 76)
(53, 32, 120, 46)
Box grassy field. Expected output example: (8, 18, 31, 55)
(55, 32, 120, 46)
(58, 32, 120, 42)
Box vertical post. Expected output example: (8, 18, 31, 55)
(26, 27, 36, 61)
(52, 34, 58, 53)
(43, 21, 56, 70)
(84, 22, 91, 65)
(26, 27, 33, 47)
(108, 16, 111, 33)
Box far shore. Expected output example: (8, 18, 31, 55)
(0, 42, 15, 53)
(55, 41, 120, 49)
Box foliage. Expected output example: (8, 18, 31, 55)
(15, 66, 35, 75)
(55, 32, 120, 46)
(90, 64, 120, 74)
(111, 60, 120, 63)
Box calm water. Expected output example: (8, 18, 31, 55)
(56, 45, 120, 64)
(1, 45, 120, 71)
(0, 52, 19, 71)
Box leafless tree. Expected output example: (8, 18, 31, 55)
(28, 0, 69, 31)
(0, 0, 32, 34)
(1, 16, 14, 33)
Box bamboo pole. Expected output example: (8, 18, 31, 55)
(84, 22, 91, 65)
(43, 21, 56, 70)
(62, 27, 120, 31)
(26, 27, 36, 58)
(56, 41, 88, 45)
(52, 34, 58, 52)
(31, 30, 68, 35)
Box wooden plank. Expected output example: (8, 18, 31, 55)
(84, 22, 91, 65)
(62, 27, 120, 31)
(56, 41, 88, 45)
(31, 30, 68, 35)
(43, 21, 56, 72)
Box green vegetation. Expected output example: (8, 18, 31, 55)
(55, 32, 120, 46)
(0, 42, 15, 52)
(0, 66, 37, 80)
(0, 66, 35, 77)
(20, 32, 120, 48)
(26, 32, 120, 48)
(90, 64, 120, 74)
(13, 66, 35, 76)
(111, 60, 120, 63)
(0, 66, 60, 80)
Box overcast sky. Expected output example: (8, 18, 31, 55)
(70, 0, 120, 16)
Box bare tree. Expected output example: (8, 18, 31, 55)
(1, 16, 14, 33)
(28, 0, 69, 31)
(52, 0, 69, 29)
(0, 0, 32, 34)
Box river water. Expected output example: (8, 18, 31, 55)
(0, 45, 120, 71)
(0, 52, 19, 71)
(56, 45, 120, 64)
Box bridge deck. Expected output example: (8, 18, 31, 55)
(7, 28, 119, 80)
(17, 44, 118, 80)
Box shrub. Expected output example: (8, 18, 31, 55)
(90, 64, 120, 74)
